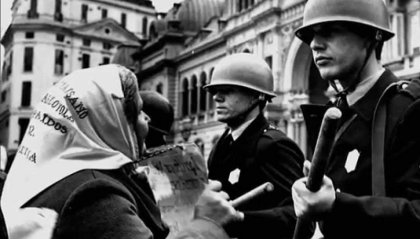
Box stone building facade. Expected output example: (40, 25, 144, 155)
(136, 0, 420, 160)
(0, 0, 155, 153)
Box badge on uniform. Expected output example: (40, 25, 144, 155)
(345, 149, 360, 173)
(229, 168, 241, 184)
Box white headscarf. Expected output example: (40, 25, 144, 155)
(1, 64, 141, 231)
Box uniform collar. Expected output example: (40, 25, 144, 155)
(351, 69, 399, 121)
(229, 115, 258, 141)
(347, 68, 385, 106)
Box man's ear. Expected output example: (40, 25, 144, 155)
(375, 30, 383, 42)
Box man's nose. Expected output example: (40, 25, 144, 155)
(310, 34, 325, 51)
(213, 92, 224, 102)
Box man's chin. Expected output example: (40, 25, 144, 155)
(318, 68, 344, 82)
(216, 115, 230, 123)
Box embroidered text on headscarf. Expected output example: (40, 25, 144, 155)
(1, 65, 138, 228)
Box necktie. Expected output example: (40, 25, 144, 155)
(219, 133, 233, 150)
(335, 91, 349, 113)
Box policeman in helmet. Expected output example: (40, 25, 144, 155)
(292, 0, 420, 238)
(204, 53, 305, 239)
(139, 91, 174, 148)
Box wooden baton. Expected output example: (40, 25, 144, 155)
(231, 182, 274, 208)
(293, 107, 342, 239)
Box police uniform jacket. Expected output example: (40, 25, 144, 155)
(302, 70, 420, 239)
(208, 114, 305, 239)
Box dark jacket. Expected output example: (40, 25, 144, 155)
(0, 207, 7, 239)
(23, 167, 229, 239)
(208, 114, 305, 239)
(302, 70, 420, 239)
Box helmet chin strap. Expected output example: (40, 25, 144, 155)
(226, 96, 263, 129)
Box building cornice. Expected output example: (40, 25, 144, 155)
(141, 32, 186, 56)
(176, 36, 226, 63)
(139, 58, 177, 78)
(1, 19, 140, 47)
(90, 0, 155, 13)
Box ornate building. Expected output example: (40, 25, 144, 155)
(136, 0, 420, 160)
(0, 0, 156, 153)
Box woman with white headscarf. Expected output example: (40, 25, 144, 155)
(1, 64, 239, 239)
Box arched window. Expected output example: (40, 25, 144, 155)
(199, 72, 207, 112)
(191, 75, 198, 114)
(244, 0, 249, 10)
(142, 17, 148, 36)
(208, 68, 215, 110)
(237, 0, 243, 12)
(182, 78, 189, 116)
(149, 24, 157, 39)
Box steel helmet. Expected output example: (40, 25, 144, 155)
(295, 0, 394, 44)
(203, 53, 276, 100)
(140, 91, 174, 135)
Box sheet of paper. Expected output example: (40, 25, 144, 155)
(136, 143, 207, 238)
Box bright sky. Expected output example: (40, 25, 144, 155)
(0, 0, 181, 66)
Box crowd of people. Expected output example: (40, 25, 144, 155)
(0, 0, 419, 238)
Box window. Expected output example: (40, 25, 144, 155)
(82, 38, 91, 47)
(1, 91, 7, 103)
(81, 4, 88, 22)
(102, 9, 108, 19)
(103, 42, 112, 50)
(18, 118, 30, 143)
(55, 49, 64, 75)
(1, 62, 6, 82)
(56, 34, 64, 42)
(28, 0, 38, 18)
(25, 32, 34, 39)
(21, 81, 32, 107)
(199, 72, 207, 112)
(208, 68, 215, 110)
(409, 8, 420, 54)
(383, 13, 405, 62)
(24, 47, 33, 72)
(150, 25, 157, 39)
(54, 0, 63, 21)
(102, 57, 110, 65)
(7, 51, 13, 77)
(237, 0, 243, 12)
(82, 54, 90, 68)
(182, 78, 189, 116)
(121, 13, 127, 28)
(191, 76, 198, 114)
(142, 17, 148, 36)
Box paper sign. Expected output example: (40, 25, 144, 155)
(135, 143, 207, 239)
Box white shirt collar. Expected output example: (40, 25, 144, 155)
(347, 68, 385, 106)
